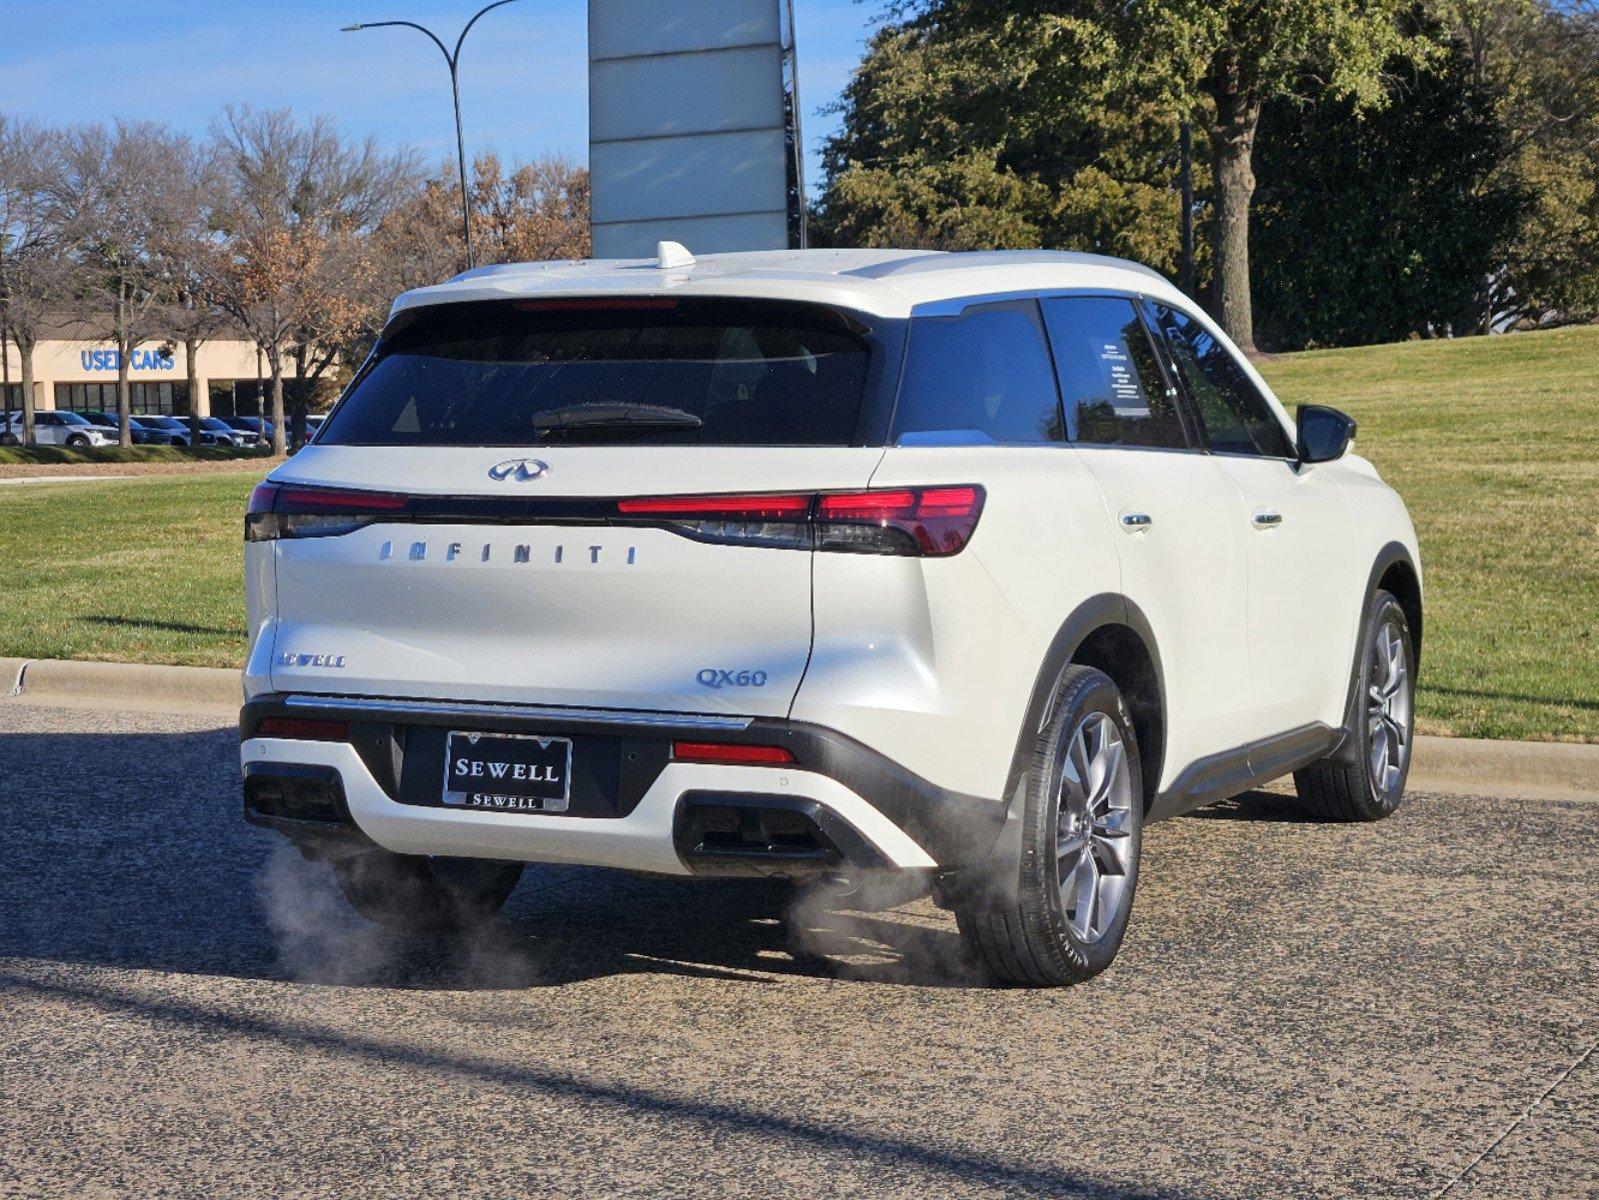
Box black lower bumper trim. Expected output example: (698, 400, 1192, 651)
(673, 791, 893, 877)
(242, 694, 1008, 868)
(242, 762, 368, 844)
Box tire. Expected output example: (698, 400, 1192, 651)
(66, 434, 89, 447)
(1293, 590, 1416, 822)
(955, 665, 1144, 986)
(328, 847, 524, 932)
(0, 433, 19, 446)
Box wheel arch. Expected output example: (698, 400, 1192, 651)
(1374, 550, 1423, 664)
(1007, 594, 1167, 812)
(1331, 541, 1423, 758)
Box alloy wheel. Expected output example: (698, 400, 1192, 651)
(1056, 711, 1136, 943)
(1366, 618, 1412, 800)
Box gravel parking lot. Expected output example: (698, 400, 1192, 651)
(1, 700, 1594, 1200)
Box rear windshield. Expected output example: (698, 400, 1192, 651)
(318, 298, 875, 447)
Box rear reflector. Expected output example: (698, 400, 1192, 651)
(254, 717, 351, 742)
(672, 741, 797, 765)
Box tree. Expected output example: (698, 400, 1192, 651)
(57, 121, 200, 446)
(1443, 0, 1599, 328)
(814, 9, 1194, 273)
(1252, 29, 1527, 348)
(207, 106, 420, 455)
(151, 140, 232, 444)
(1121, 0, 1431, 352)
(0, 117, 70, 448)
(820, 2, 1431, 352)
(356, 150, 590, 378)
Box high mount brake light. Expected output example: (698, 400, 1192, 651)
(616, 485, 985, 557)
(512, 298, 680, 312)
(245, 481, 410, 542)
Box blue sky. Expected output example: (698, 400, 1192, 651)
(0, 0, 884, 198)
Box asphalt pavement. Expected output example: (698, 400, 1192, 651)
(1, 700, 1594, 1199)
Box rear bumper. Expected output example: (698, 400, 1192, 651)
(239, 694, 1006, 876)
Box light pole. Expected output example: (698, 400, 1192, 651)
(343, 0, 526, 269)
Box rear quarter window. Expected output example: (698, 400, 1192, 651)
(890, 300, 1064, 446)
(319, 298, 876, 448)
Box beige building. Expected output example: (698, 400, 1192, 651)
(0, 316, 270, 420)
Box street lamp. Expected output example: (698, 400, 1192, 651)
(343, 0, 526, 269)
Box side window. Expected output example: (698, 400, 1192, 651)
(1039, 296, 1189, 450)
(1153, 304, 1293, 457)
(892, 300, 1064, 446)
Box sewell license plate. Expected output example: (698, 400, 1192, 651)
(442, 731, 573, 813)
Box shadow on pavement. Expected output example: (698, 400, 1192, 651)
(0, 726, 986, 990)
(0, 965, 1206, 1200)
(0, 725, 1322, 994)
(1184, 789, 1319, 823)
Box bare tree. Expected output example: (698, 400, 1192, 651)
(207, 106, 420, 454)
(0, 117, 70, 448)
(58, 121, 200, 446)
(151, 141, 233, 444)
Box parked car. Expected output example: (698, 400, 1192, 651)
(219, 415, 276, 441)
(0, 409, 118, 447)
(201, 416, 261, 447)
(135, 415, 250, 447)
(239, 247, 1422, 986)
(80, 411, 180, 446)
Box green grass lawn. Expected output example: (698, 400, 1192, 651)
(0, 472, 259, 670)
(1259, 325, 1599, 742)
(0, 325, 1594, 740)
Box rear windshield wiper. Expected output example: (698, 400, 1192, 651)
(532, 403, 704, 433)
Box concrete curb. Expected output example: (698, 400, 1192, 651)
(1410, 734, 1598, 803)
(1, 657, 1594, 800)
(1, 657, 240, 716)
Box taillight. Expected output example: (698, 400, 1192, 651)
(817, 485, 984, 556)
(615, 485, 984, 557)
(672, 741, 797, 765)
(245, 481, 409, 542)
(616, 492, 815, 550)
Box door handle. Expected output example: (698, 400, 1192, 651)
(1253, 510, 1283, 528)
(1121, 512, 1153, 530)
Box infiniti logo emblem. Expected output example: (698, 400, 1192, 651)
(487, 457, 550, 482)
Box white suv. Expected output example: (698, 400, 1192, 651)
(0, 410, 117, 447)
(240, 248, 1422, 985)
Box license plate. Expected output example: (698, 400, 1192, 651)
(442, 731, 573, 813)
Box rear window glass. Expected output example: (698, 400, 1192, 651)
(319, 298, 874, 447)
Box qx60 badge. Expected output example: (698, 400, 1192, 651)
(488, 458, 550, 482)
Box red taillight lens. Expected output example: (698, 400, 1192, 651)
(274, 485, 409, 511)
(817, 484, 983, 556)
(245, 482, 410, 542)
(254, 717, 351, 742)
(616, 493, 812, 518)
(616, 485, 984, 557)
(672, 741, 797, 765)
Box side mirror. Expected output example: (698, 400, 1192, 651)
(1296, 404, 1357, 464)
